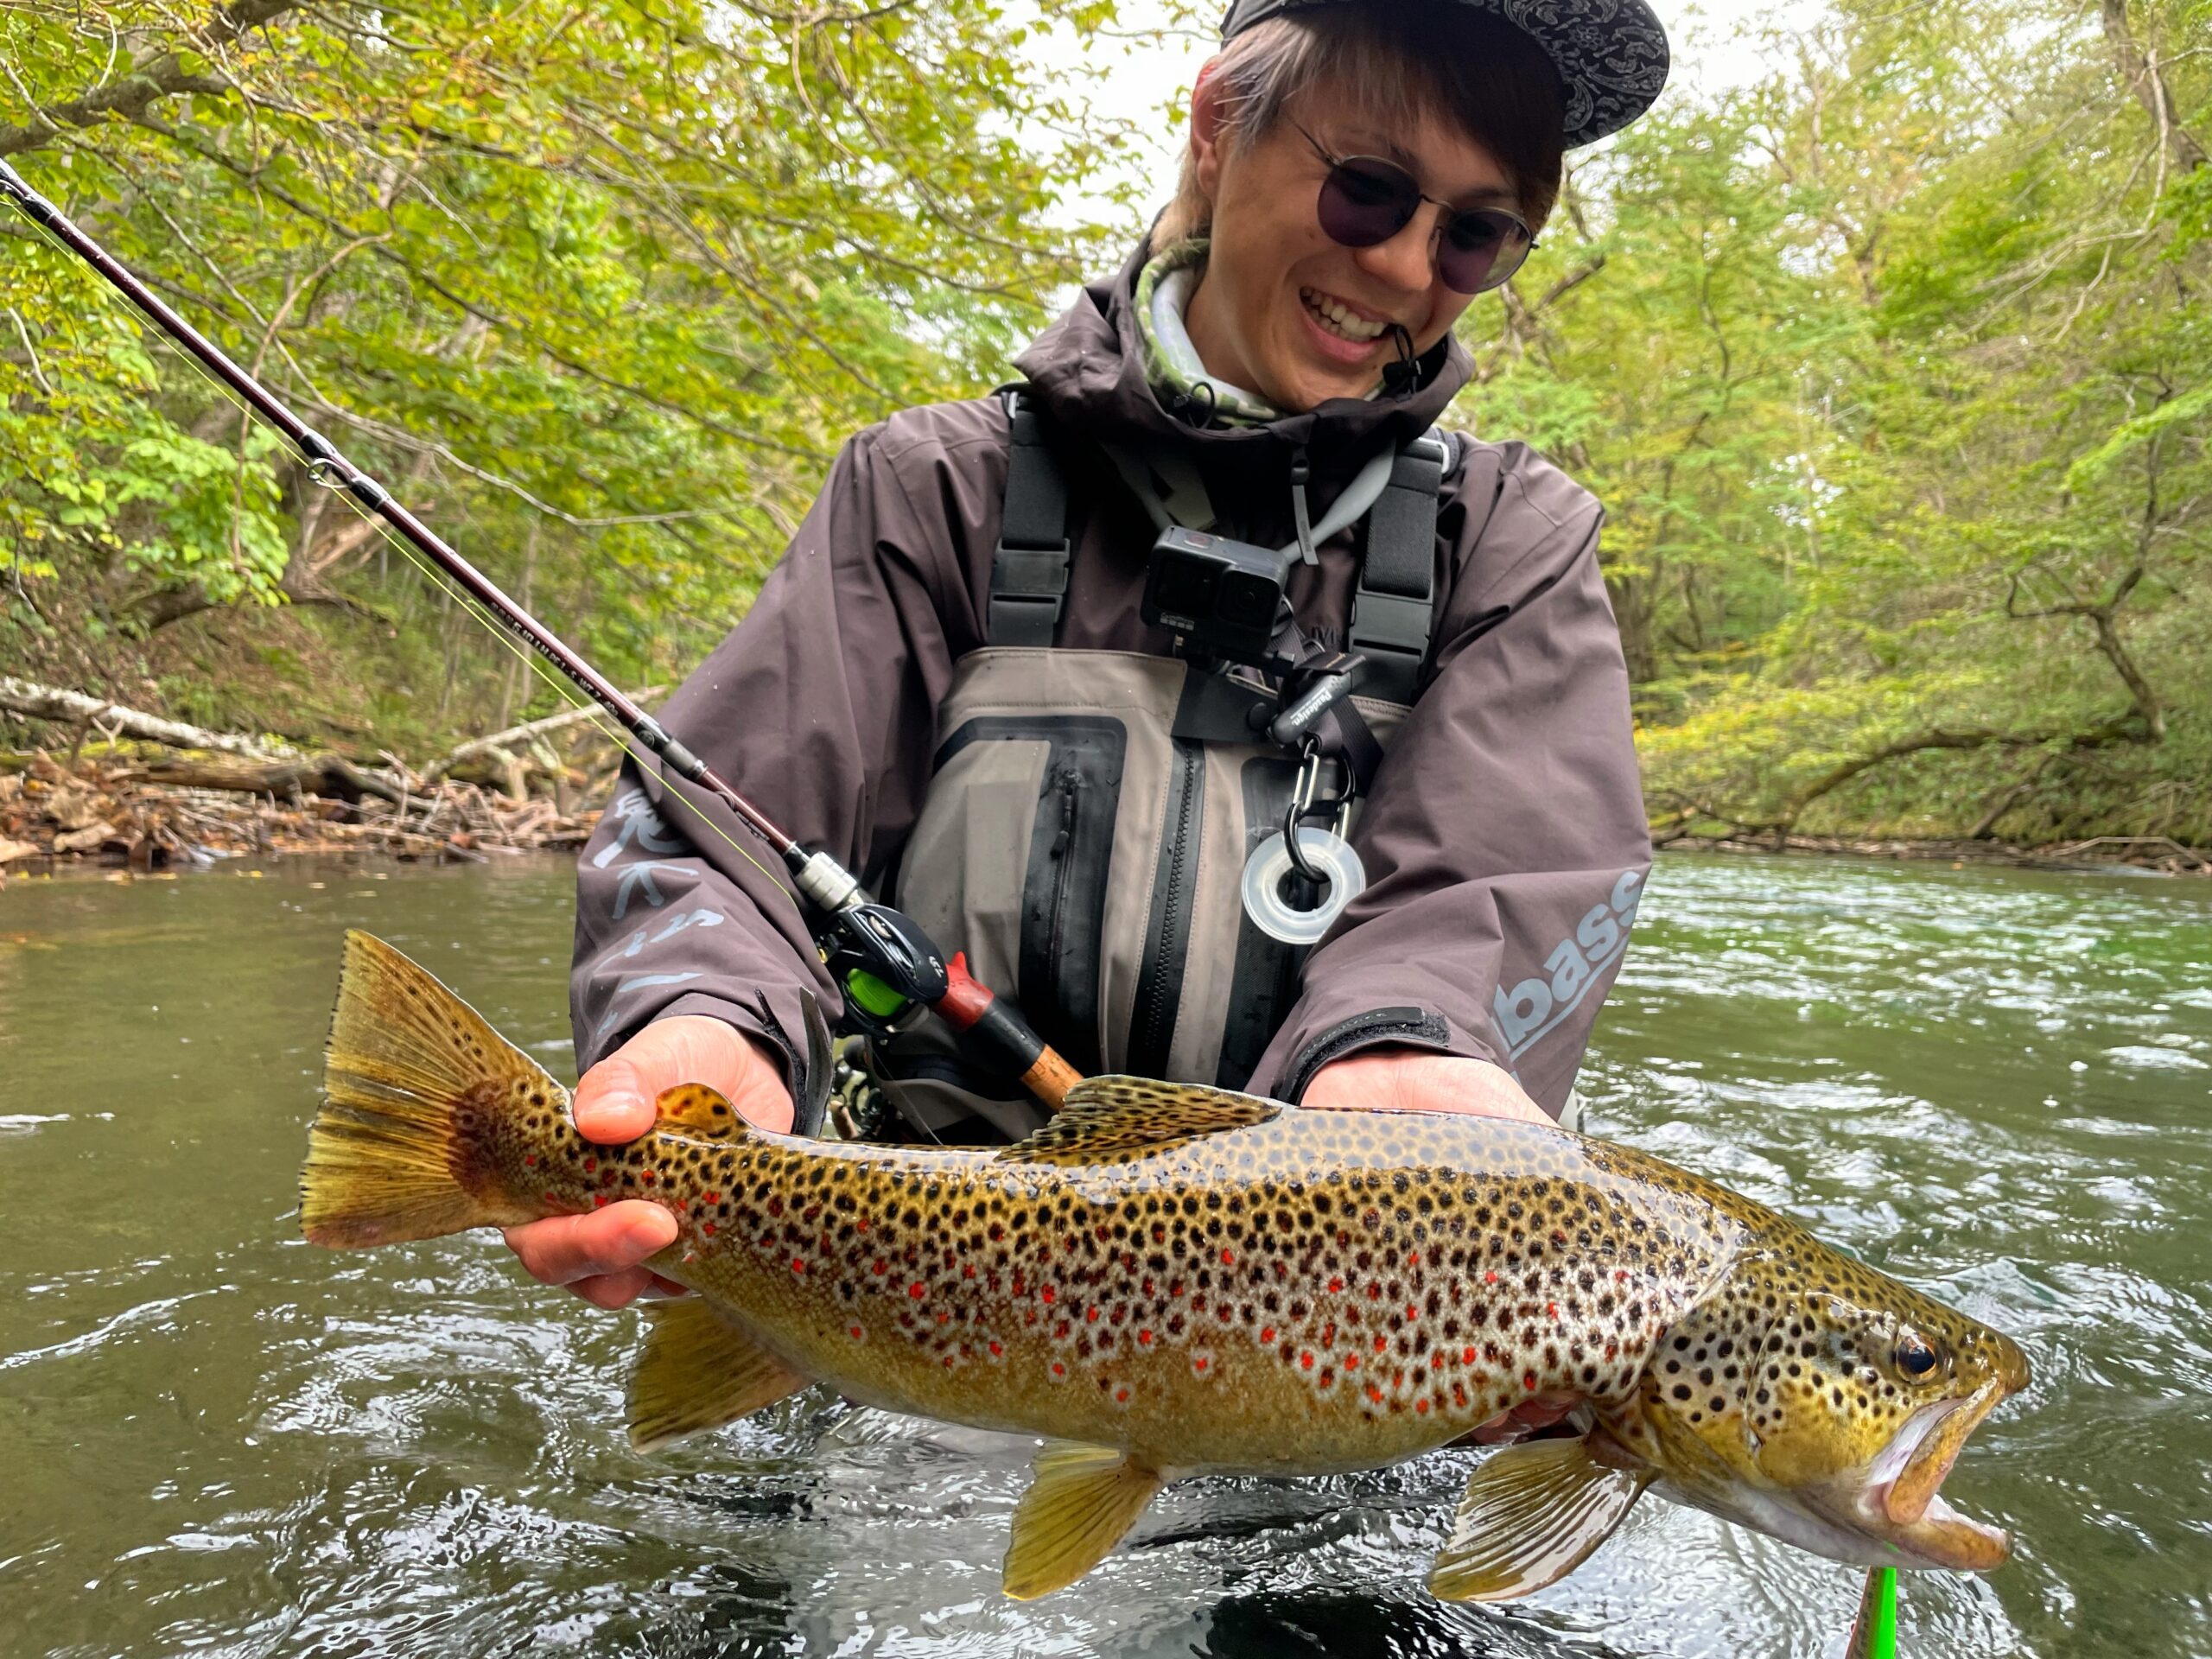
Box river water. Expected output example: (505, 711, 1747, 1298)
(2, 853, 2206, 1657)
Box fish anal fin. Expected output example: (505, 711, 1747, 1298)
(654, 1082, 747, 1138)
(627, 1298, 807, 1449)
(1427, 1436, 1651, 1602)
(997, 1077, 1279, 1166)
(1002, 1442, 1165, 1599)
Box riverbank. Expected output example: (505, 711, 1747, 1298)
(10, 742, 2212, 884)
(0, 747, 601, 879)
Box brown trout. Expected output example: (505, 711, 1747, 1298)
(302, 932, 2030, 1600)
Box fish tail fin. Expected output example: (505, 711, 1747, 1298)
(302, 930, 557, 1249)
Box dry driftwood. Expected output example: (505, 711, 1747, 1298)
(130, 752, 407, 804)
(421, 690, 658, 788)
(0, 676, 285, 760)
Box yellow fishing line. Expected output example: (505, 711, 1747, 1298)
(10, 185, 791, 897)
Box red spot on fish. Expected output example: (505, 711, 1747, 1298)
(1116, 1388, 1129, 1403)
(909, 1282, 926, 1299)
(582, 1158, 597, 1173)
(641, 1172, 655, 1185)
(1052, 1361, 1066, 1376)
(791, 1258, 806, 1274)
(1485, 1271, 1497, 1284)
(1328, 1277, 1344, 1294)
(944, 1355, 955, 1367)
(1368, 1284, 1382, 1300)
(1142, 1279, 1155, 1296)
(963, 1264, 976, 1279)
(1368, 1386, 1384, 1403)
(1262, 1326, 1276, 1343)
(872, 1260, 887, 1275)
(938, 1311, 950, 1324)
(1374, 1334, 1388, 1352)
(1171, 1281, 1185, 1299)
(524, 1154, 537, 1167)
(702, 1222, 715, 1236)
(702, 1192, 719, 1205)
(593, 1195, 608, 1208)
(1139, 1330, 1154, 1345)
(1087, 1307, 1100, 1323)
(1221, 1249, 1235, 1265)
(1417, 1398, 1431, 1414)
(1194, 1357, 1209, 1373)
(1524, 1372, 1537, 1391)
(849, 1325, 862, 1339)
(1344, 1354, 1360, 1371)
(1464, 1346, 1478, 1364)
(1041, 1287, 1055, 1304)
(855, 1217, 867, 1231)
(988, 1340, 1002, 1356)
(1301, 1351, 1314, 1369)
(1548, 1302, 1559, 1319)
(1406, 1305, 1419, 1321)
(766, 1197, 783, 1217)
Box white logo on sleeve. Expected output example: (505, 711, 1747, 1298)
(1492, 869, 1643, 1060)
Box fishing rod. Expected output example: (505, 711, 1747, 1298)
(0, 157, 1081, 1114)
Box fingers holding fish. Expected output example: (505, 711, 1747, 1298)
(503, 1203, 680, 1298)
(1304, 1052, 1554, 1126)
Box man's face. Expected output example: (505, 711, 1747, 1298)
(1186, 79, 1513, 414)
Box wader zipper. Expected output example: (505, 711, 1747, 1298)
(1129, 739, 1203, 1075)
(1039, 767, 1081, 1006)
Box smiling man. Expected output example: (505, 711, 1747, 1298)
(507, 0, 1671, 1322)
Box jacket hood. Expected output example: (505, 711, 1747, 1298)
(1014, 240, 1472, 474)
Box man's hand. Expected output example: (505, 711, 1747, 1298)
(503, 1014, 792, 1310)
(1300, 1049, 1553, 1126)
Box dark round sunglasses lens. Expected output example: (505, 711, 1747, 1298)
(1439, 211, 1529, 293)
(1318, 161, 1418, 247)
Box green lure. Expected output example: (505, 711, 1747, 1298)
(1847, 1567, 1900, 1658)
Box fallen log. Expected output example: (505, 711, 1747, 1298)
(130, 752, 407, 805)
(0, 677, 287, 760)
(421, 690, 662, 786)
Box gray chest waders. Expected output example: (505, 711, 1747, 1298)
(877, 392, 1453, 1142)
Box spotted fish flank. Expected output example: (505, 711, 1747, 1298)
(302, 932, 2031, 1602)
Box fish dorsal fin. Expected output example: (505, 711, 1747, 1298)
(1427, 1436, 1652, 1602)
(995, 1076, 1280, 1166)
(1002, 1441, 1165, 1599)
(654, 1083, 747, 1138)
(628, 1298, 807, 1449)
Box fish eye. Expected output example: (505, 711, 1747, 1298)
(1896, 1332, 1940, 1377)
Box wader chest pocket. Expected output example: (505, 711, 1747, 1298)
(899, 715, 1126, 1077)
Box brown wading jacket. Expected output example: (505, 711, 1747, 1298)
(570, 243, 1651, 1120)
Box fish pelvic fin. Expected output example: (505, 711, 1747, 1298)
(627, 1297, 808, 1449)
(302, 931, 555, 1248)
(1002, 1442, 1165, 1599)
(1428, 1436, 1652, 1602)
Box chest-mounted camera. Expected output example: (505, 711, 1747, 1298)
(1141, 526, 1297, 669)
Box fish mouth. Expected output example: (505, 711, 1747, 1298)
(1846, 1382, 2016, 1571)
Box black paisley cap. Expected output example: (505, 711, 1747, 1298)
(1220, 0, 1670, 148)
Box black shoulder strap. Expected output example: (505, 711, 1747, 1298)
(988, 389, 1072, 647)
(1350, 429, 1450, 704)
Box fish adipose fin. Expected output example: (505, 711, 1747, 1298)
(1002, 1441, 1165, 1599)
(1428, 1436, 1652, 1602)
(628, 1298, 808, 1449)
(654, 1083, 747, 1137)
(303, 931, 552, 1248)
(997, 1077, 1279, 1166)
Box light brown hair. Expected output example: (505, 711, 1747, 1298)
(1153, 2, 1567, 253)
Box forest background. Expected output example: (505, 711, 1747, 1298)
(1, 0, 2206, 849)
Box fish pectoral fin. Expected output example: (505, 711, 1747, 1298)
(627, 1298, 808, 1450)
(997, 1077, 1279, 1166)
(1002, 1442, 1165, 1599)
(653, 1083, 748, 1138)
(1427, 1436, 1651, 1603)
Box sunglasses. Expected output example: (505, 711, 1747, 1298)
(1294, 123, 1535, 296)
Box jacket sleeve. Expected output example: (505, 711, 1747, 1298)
(1243, 444, 1653, 1117)
(569, 420, 982, 1084)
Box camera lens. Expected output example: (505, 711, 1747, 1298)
(1218, 572, 1279, 627)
